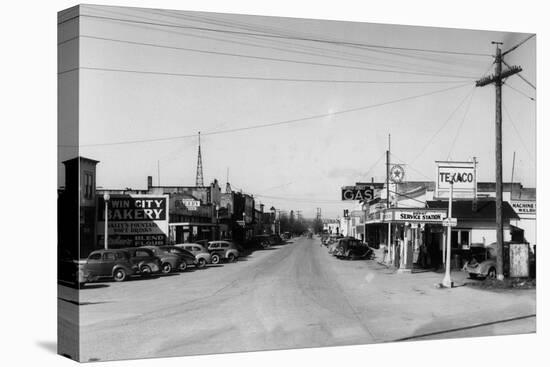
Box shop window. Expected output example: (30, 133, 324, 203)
(84, 172, 94, 199)
(451, 229, 471, 249)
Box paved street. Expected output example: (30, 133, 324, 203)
(58, 237, 535, 362)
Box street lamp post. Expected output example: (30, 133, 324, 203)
(103, 193, 110, 250)
(216, 205, 220, 240)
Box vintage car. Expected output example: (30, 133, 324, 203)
(80, 249, 138, 284)
(123, 247, 162, 275)
(251, 234, 274, 249)
(207, 240, 240, 264)
(463, 241, 529, 279)
(172, 243, 212, 268)
(333, 237, 374, 260)
(140, 246, 184, 273)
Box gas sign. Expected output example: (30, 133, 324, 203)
(341, 186, 374, 201)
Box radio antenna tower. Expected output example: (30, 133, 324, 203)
(195, 131, 204, 187)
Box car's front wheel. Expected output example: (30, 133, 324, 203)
(113, 268, 127, 282)
(197, 258, 207, 268)
(180, 262, 188, 271)
(487, 267, 497, 279)
(228, 253, 237, 262)
(140, 265, 152, 276)
(161, 262, 172, 274)
(211, 254, 221, 265)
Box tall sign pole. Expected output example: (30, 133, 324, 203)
(442, 183, 453, 287)
(475, 42, 522, 281)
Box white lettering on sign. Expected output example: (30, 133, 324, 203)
(341, 186, 374, 201)
(390, 210, 447, 223)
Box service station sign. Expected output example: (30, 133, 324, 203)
(97, 194, 169, 247)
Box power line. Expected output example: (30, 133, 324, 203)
(504, 83, 535, 101)
(359, 152, 386, 180)
(111, 8, 474, 76)
(502, 104, 535, 161)
(409, 86, 476, 166)
(77, 13, 492, 57)
(61, 82, 470, 148)
(70, 35, 479, 79)
(72, 66, 472, 85)
(390, 152, 433, 181)
(140, 8, 489, 74)
(502, 60, 535, 90)
(502, 34, 535, 56)
(447, 88, 476, 159)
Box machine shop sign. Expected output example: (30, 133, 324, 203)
(510, 200, 536, 217)
(341, 185, 374, 201)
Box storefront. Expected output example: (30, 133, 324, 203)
(366, 207, 448, 271)
(427, 199, 520, 268)
(169, 222, 219, 244)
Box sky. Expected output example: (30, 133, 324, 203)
(58, 4, 536, 218)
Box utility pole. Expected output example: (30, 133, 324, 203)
(476, 42, 522, 281)
(386, 134, 392, 265)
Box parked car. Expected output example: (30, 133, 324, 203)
(141, 246, 183, 273)
(58, 248, 82, 286)
(251, 235, 272, 249)
(171, 243, 211, 268)
(194, 239, 210, 248)
(333, 237, 373, 260)
(271, 234, 284, 245)
(328, 241, 339, 255)
(463, 241, 528, 279)
(123, 247, 161, 275)
(80, 249, 138, 284)
(207, 240, 240, 264)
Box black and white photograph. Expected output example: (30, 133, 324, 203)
(55, 3, 539, 363)
(2, 1, 547, 366)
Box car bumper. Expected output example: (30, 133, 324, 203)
(464, 266, 483, 275)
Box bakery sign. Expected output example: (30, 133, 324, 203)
(510, 200, 536, 218)
(97, 194, 169, 247)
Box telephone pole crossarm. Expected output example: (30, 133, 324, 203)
(476, 66, 522, 87)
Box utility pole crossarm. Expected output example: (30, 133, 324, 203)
(475, 65, 522, 87)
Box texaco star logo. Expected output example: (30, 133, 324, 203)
(390, 164, 405, 183)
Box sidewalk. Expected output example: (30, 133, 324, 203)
(336, 247, 536, 342)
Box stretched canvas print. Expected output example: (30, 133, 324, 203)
(57, 4, 537, 362)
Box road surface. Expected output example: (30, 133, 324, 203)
(58, 236, 535, 362)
